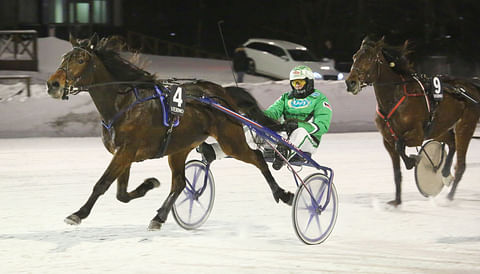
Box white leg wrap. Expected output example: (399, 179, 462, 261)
(288, 127, 318, 155)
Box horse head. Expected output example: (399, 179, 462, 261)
(345, 36, 385, 94)
(46, 33, 101, 99)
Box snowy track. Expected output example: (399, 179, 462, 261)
(1, 132, 479, 273)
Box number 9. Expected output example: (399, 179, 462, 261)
(433, 77, 441, 94)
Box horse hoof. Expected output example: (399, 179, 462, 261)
(272, 189, 281, 203)
(145, 178, 161, 188)
(64, 214, 81, 225)
(442, 174, 454, 187)
(283, 192, 294, 206)
(148, 220, 163, 231)
(274, 189, 294, 206)
(387, 200, 401, 207)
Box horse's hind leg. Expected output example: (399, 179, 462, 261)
(384, 138, 403, 206)
(215, 125, 294, 205)
(65, 148, 134, 225)
(116, 168, 160, 203)
(447, 112, 479, 200)
(149, 150, 190, 230)
(434, 129, 456, 184)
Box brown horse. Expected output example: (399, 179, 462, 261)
(46, 34, 293, 229)
(345, 37, 480, 206)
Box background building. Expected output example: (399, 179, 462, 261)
(0, 0, 123, 38)
(1, 0, 479, 76)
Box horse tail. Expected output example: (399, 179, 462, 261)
(224, 86, 283, 131)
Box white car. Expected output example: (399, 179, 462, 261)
(243, 38, 343, 80)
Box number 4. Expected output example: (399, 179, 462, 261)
(173, 87, 183, 107)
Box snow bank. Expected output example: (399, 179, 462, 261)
(0, 37, 377, 138)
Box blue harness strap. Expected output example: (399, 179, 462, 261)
(102, 85, 180, 132)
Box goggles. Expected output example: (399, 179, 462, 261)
(291, 79, 306, 87)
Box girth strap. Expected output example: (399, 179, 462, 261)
(376, 76, 430, 141)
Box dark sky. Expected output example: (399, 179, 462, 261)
(123, 0, 480, 66)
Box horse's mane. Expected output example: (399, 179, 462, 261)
(89, 36, 156, 82)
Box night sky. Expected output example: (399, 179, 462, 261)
(123, 0, 480, 68)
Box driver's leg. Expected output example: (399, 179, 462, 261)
(286, 127, 318, 161)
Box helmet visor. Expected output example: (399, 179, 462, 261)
(291, 79, 306, 89)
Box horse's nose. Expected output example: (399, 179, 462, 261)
(345, 80, 356, 91)
(47, 80, 60, 93)
(50, 81, 60, 88)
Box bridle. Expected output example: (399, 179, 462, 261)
(349, 43, 384, 90)
(58, 46, 96, 99)
(351, 45, 416, 90)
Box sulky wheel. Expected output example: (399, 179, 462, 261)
(292, 173, 338, 245)
(414, 140, 447, 197)
(172, 160, 215, 230)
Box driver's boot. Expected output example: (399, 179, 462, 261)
(272, 144, 289, 170)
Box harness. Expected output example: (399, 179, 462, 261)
(376, 75, 430, 141)
(63, 78, 188, 158)
(99, 84, 182, 158)
(101, 85, 180, 131)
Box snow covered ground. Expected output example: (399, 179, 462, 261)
(0, 133, 479, 273)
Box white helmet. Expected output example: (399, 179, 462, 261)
(289, 65, 314, 81)
(289, 65, 314, 98)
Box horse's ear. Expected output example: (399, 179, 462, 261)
(361, 36, 373, 48)
(378, 36, 386, 44)
(402, 40, 409, 51)
(376, 36, 386, 48)
(88, 33, 99, 50)
(69, 33, 78, 46)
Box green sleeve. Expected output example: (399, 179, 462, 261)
(298, 97, 332, 141)
(263, 93, 287, 120)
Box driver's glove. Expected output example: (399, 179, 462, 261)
(283, 118, 299, 135)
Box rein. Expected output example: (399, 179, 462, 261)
(61, 78, 198, 131)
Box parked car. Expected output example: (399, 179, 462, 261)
(242, 38, 344, 80)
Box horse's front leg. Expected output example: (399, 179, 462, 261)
(116, 168, 161, 203)
(383, 138, 403, 206)
(148, 150, 190, 230)
(65, 148, 135, 225)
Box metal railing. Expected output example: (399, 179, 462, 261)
(0, 30, 38, 71)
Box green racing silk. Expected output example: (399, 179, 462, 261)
(264, 89, 332, 142)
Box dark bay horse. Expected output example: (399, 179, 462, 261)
(46, 34, 293, 229)
(345, 37, 480, 206)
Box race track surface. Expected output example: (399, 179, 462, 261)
(1, 133, 479, 273)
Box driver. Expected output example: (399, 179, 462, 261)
(265, 65, 332, 169)
(199, 65, 332, 170)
